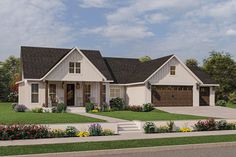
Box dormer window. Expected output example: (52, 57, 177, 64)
(69, 62, 81, 73)
(170, 66, 176, 75)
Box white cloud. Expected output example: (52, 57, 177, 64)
(226, 29, 236, 36)
(0, 0, 74, 60)
(79, 0, 111, 8)
(145, 13, 170, 24)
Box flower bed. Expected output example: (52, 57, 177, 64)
(0, 124, 115, 141)
(143, 118, 236, 134)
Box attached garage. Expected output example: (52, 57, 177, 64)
(151, 86, 193, 107)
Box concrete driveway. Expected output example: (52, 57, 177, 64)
(158, 106, 236, 119)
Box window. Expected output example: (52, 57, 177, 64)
(31, 84, 39, 103)
(170, 66, 176, 75)
(76, 62, 81, 73)
(69, 62, 81, 73)
(49, 84, 57, 105)
(69, 62, 74, 73)
(102, 85, 106, 103)
(84, 84, 91, 103)
(110, 87, 121, 98)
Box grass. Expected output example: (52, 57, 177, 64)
(226, 102, 236, 109)
(94, 109, 207, 121)
(1, 134, 236, 156)
(0, 103, 104, 124)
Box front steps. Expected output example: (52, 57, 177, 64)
(118, 122, 141, 134)
(67, 107, 86, 113)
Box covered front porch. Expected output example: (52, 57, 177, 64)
(44, 81, 110, 107)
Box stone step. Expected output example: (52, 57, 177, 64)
(118, 127, 140, 131)
(118, 130, 142, 134)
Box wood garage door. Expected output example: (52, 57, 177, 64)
(152, 86, 193, 107)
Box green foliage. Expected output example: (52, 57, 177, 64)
(125, 105, 143, 112)
(216, 120, 236, 130)
(228, 92, 236, 104)
(32, 108, 43, 113)
(11, 103, 17, 110)
(185, 58, 199, 67)
(65, 126, 77, 137)
(14, 104, 27, 112)
(52, 103, 67, 113)
(194, 119, 217, 131)
(109, 97, 124, 111)
(139, 56, 152, 62)
(85, 102, 95, 112)
(101, 129, 115, 136)
(49, 129, 66, 138)
(143, 103, 154, 112)
(167, 121, 175, 132)
(216, 100, 227, 107)
(203, 51, 236, 99)
(88, 124, 103, 136)
(143, 122, 156, 133)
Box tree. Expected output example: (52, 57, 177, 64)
(139, 56, 151, 62)
(185, 58, 199, 67)
(203, 51, 236, 99)
(0, 56, 20, 102)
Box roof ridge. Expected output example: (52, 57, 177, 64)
(103, 57, 139, 60)
(21, 46, 72, 50)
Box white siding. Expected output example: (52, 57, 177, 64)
(45, 49, 104, 82)
(126, 85, 146, 106)
(210, 87, 216, 106)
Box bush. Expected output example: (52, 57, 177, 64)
(216, 120, 236, 130)
(12, 103, 17, 110)
(49, 129, 66, 138)
(85, 102, 94, 112)
(76, 131, 89, 137)
(109, 97, 124, 111)
(88, 124, 103, 136)
(229, 92, 236, 104)
(102, 129, 115, 136)
(65, 126, 77, 137)
(56, 103, 67, 113)
(126, 105, 143, 112)
(0, 125, 49, 140)
(51, 107, 57, 113)
(167, 121, 175, 132)
(194, 118, 217, 131)
(100, 102, 110, 112)
(143, 103, 154, 112)
(32, 108, 43, 113)
(91, 109, 99, 113)
(14, 104, 27, 112)
(156, 126, 170, 133)
(143, 122, 156, 133)
(216, 100, 227, 107)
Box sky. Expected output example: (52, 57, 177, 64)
(0, 0, 236, 62)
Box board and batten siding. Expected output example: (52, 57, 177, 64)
(45, 49, 104, 82)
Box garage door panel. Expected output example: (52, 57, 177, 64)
(152, 85, 193, 107)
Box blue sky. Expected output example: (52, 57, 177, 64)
(0, 0, 236, 62)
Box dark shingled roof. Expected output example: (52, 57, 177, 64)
(188, 66, 218, 84)
(21, 46, 217, 84)
(21, 46, 113, 80)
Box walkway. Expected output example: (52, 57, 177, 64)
(2, 130, 236, 147)
(158, 106, 236, 119)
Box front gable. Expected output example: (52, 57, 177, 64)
(45, 49, 105, 81)
(148, 57, 200, 85)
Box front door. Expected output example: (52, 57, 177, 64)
(199, 87, 210, 106)
(66, 84, 75, 106)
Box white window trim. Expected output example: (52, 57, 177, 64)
(69, 61, 81, 74)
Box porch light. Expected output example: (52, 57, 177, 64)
(147, 82, 151, 89)
(76, 83, 80, 89)
(196, 83, 200, 90)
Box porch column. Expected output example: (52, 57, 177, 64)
(82, 82, 85, 106)
(99, 82, 103, 105)
(105, 83, 110, 105)
(45, 81, 48, 107)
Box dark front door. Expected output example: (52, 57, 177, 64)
(152, 86, 193, 107)
(66, 84, 75, 106)
(199, 87, 210, 106)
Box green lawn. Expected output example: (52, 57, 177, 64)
(1, 134, 236, 156)
(94, 109, 207, 121)
(226, 103, 236, 109)
(0, 103, 104, 124)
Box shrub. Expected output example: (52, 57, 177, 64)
(49, 129, 66, 138)
(179, 128, 192, 132)
(194, 118, 217, 131)
(156, 126, 170, 133)
(32, 108, 43, 113)
(91, 109, 99, 113)
(0, 125, 49, 140)
(51, 107, 57, 113)
(216, 100, 227, 107)
(126, 105, 143, 112)
(14, 104, 27, 112)
(143, 103, 154, 112)
(12, 103, 17, 110)
(85, 102, 94, 112)
(100, 102, 110, 112)
(65, 126, 77, 137)
(109, 97, 124, 111)
(102, 129, 115, 136)
(167, 121, 175, 132)
(216, 120, 236, 130)
(76, 132, 89, 137)
(88, 124, 103, 136)
(56, 103, 67, 113)
(143, 122, 156, 133)
(229, 92, 236, 104)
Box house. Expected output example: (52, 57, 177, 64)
(18, 46, 219, 109)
